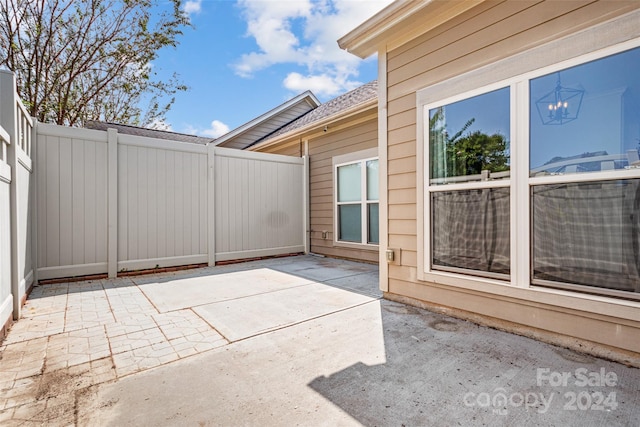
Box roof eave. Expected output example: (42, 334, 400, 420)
(338, 0, 487, 58)
(214, 91, 321, 147)
(248, 98, 378, 152)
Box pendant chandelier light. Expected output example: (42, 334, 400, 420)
(535, 73, 584, 125)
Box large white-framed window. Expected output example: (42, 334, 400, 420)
(334, 150, 379, 246)
(419, 38, 640, 301)
(426, 84, 513, 280)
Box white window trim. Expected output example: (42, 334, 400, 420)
(416, 35, 640, 307)
(423, 81, 514, 283)
(333, 148, 379, 249)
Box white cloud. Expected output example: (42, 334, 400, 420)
(203, 120, 231, 138)
(284, 72, 358, 98)
(186, 120, 230, 138)
(234, 0, 393, 96)
(148, 119, 173, 132)
(183, 0, 202, 15)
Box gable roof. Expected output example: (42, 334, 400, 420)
(85, 121, 213, 145)
(214, 90, 321, 150)
(249, 80, 378, 150)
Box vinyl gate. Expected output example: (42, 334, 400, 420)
(0, 70, 35, 323)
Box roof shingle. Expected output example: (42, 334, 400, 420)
(85, 121, 214, 145)
(255, 80, 378, 145)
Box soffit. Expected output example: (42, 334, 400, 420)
(214, 92, 320, 150)
(338, 0, 488, 58)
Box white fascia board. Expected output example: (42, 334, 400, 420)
(338, 0, 486, 59)
(248, 98, 377, 152)
(214, 91, 321, 147)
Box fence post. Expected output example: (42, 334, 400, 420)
(30, 119, 38, 287)
(207, 145, 216, 266)
(303, 154, 310, 254)
(107, 128, 118, 278)
(0, 70, 21, 319)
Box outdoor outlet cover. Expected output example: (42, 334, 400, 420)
(385, 249, 394, 262)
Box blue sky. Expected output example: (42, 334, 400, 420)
(150, 0, 392, 137)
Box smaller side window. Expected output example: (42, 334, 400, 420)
(336, 158, 379, 245)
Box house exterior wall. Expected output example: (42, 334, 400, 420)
(382, 1, 640, 359)
(308, 118, 378, 262)
(264, 142, 302, 157)
(254, 117, 379, 263)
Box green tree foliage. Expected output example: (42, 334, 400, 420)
(0, 0, 190, 127)
(448, 131, 509, 176)
(429, 107, 509, 179)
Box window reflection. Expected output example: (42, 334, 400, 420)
(429, 87, 510, 185)
(530, 47, 640, 176)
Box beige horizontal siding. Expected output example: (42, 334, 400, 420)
(388, 141, 415, 161)
(389, 203, 416, 220)
(257, 117, 379, 263)
(388, 173, 416, 191)
(388, 0, 637, 100)
(308, 118, 378, 262)
(386, 0, 640, 281)
(387, 92, 416, 117)
(382, 0, 640, 355)
(386, 0, 512, 63)
(386, 276, 640, 355)
(388, 125, 416, 146)
(260, 141, 301, 157)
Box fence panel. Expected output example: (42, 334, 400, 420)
(33, 125, 306, 281)
(117, 134, 208, 271)
(36, 124, 109, 280)
(0, 70, 35, 322)
(0, 125, 12, 327)
(214, 147, 305, 261)
(15, 140, 33, 296)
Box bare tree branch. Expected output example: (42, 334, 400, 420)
(0, 0, 190, 126)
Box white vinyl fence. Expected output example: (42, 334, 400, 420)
(35, 125, 307, 281)
(214, 147, 305, 261)
(0, 70, 35, 324)
(0, 69, 307, 326)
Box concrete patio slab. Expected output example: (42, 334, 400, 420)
(324, 270, 382, 298)
(268, 256, 376, 283)
(1, 255, 638, 426)
(193, 282, 377, 341)
(78, 299, 640, 427)
(136, 268, 315, 313)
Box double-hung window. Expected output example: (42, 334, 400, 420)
(421, 40, 640, 301)
(529, 46, 640, 297)
(335, 157, 379, 245)
(427, 86, 512, 279)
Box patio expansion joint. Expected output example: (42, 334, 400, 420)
(188, 308, 231, 343)
(316, 270, 378, 284)
(154, 281, 320, 314)
(101, 281, 119, 325)
(227, 298, 381, 344)
(131, 280, 163, 315)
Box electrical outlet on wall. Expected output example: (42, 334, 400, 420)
(386, 248, 402, 265)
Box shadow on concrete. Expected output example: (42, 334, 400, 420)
(30, 255, 380, 303)
(307, 300, 640, 426)
(128, 255, 381, 299)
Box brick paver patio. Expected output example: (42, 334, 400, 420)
(0, 255, 381, 425)
(0, 274, 228, 423)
